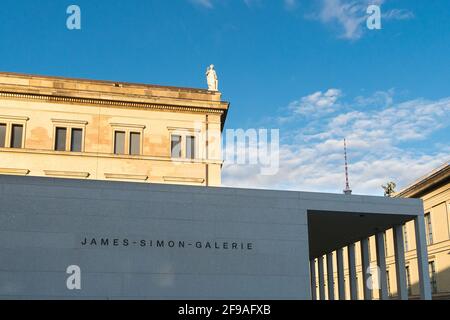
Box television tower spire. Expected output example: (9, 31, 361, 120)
(343, 138, 352, 195)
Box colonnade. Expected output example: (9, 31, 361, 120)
(310, 216, 432, 300)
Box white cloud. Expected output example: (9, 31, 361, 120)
(317, 0, 378, 40)
(222, 90, 450, 195)
(188, 0, 299, 10)
(311, 0, 414, 40)
(284, 0, 298, 10)
(187, 0, 415, 30)
(289, 88, 342, 116)
(383, 9, 414, 20)
(189, 0, 214, 9)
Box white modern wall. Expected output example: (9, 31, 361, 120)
(0, 176, 310, 299)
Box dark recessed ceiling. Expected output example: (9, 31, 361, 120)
(308, 210, 414, 259)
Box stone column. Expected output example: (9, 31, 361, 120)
(375, 232, 389, 300)
(310, 259, 317, 300)
(336, 248, 346, 300)
(348, 243, 358, 300)
(327, 253, 335, 300)
(393, 224, 408, 300)
(414, 216, 432, 300)
(361, 238, 372, 300)
(318, 256, 326, 300)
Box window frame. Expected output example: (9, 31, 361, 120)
(403, 224, 409, 252)
(110, 123, 145, 156)
(0, 115, 29, 149)
(167, 127, 201, 160)
(429, 261, 438, 294)
(386, 270, 392, 297)
(406, 265, 412, 295)
(10, 124, 24, 149)
(129, 131, 142, 156)
(114, 130, 126, 155)
(171, 134, 182, 158)
(424, 212, 434, 245)
(70, 128, 84, 152)
(52, 119, 87, 153)
(54, 127, 68, 151)
(186, 135, 197, 160)
(0, 123, 6, 148)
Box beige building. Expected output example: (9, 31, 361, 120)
(315, 162, 450, 300)
(393, 163, 450, 299)
(0, 72, 229, 186)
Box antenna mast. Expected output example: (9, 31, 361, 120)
(343, 139, 352, 195)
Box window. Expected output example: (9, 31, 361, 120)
(0, 116, 28, 149)
(54, 127, 83, 152)
(171, 135, 182, 158)
(425, 213, 433, 245)
(10, 124, 24, 149)
(403, 225, 409, 252)
(383, 231, 388, 256)
(167, 127, 201, 160)
(52, 119, 87, 152)
(129, 132, 141, 155)
(71, 128, 83, 152)
(55, 127, 67, 151)
(114, 131, 126, 155)
(110, 131, 142, 156)
(429, 261, 437, 294)
(406, 266, 412, 295)
(186, 135, 196, 159)
(386, 270, 392, 297)
(0, 123, 6, 148)
(110, 123, 144, 156)
(355, 276, 359, 299)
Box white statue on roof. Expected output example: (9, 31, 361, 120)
(206, 64, 218, 92)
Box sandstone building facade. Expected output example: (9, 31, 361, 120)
(393, 163, 450, 299)
(0, 72, 229, 186)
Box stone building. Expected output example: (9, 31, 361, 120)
(393, 163, 450, 299)
(0, 72, 229, 186)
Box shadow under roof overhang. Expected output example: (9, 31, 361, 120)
(307, 210, 416, 259)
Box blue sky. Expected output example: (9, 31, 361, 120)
(0, 0, 449, 195)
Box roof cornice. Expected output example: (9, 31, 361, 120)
(395, 162, 450, 198)
(0, 71, 230, 130)
(0, 90, 227, 115)
(0, 71, 218, 95)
